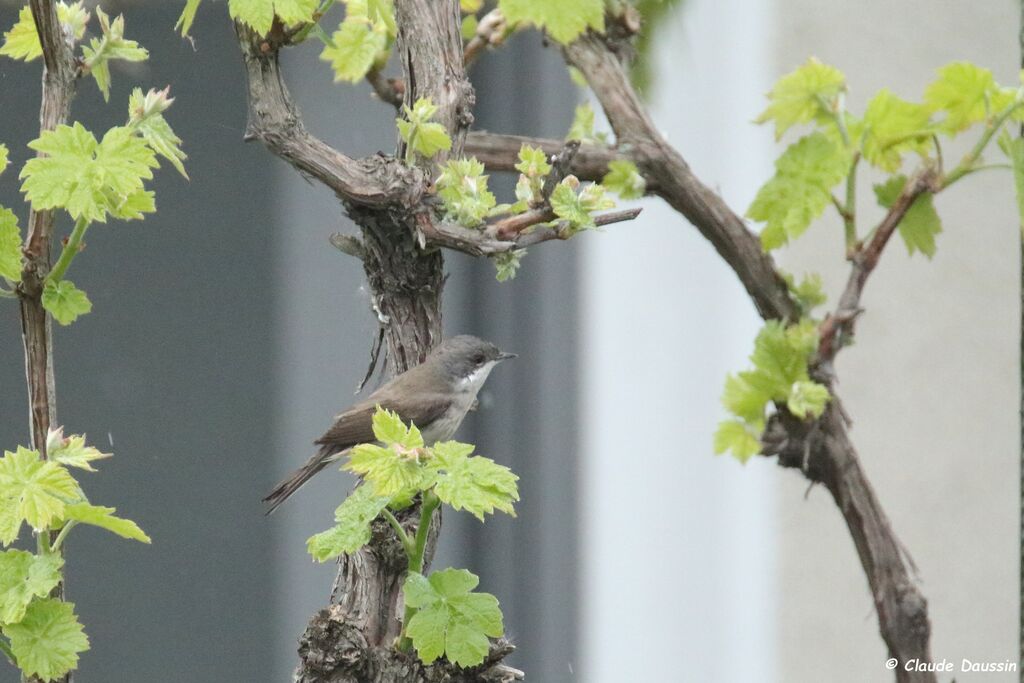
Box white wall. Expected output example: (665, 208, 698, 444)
(772, 2, 1020, 681)
(582, 2, 1020, 682)
(578, 0, 779, 680)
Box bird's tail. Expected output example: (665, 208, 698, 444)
(263, 448, 337, 515)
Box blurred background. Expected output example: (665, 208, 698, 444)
(0, 0, 1018, 681)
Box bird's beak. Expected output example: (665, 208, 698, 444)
(497, 351, 518, 361)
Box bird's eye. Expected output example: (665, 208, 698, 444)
(472, 353, 485, 365)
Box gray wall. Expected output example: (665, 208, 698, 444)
(0, 4, 581, 682)
(0, 4, 278, 682)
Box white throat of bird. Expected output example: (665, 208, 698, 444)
(458, 361, 498, 395)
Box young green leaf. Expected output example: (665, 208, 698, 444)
(498, 0, 603, 44)
(492, 249, 526, 282)
(82, 9, 149, 101)
(371, 406, 424, 449)
(321, 15, 388, 83)
(861, 89, 933, 172)
(2, 599, 89, 682)
(42, 280, 92, 326)
(0, 447, 80, 540)
(550, 176, 615, 233)
(786, 380, 830, 419)
(0, 207, 22, 284)
(0, 505, 19, 549)
(403, 568, 503, 667)
(721, 374, 771, 424)
(0, 550, 63, 624)
(1, 3, 89, 62)
(345, 444, 434, 498)
(923, 62, 998, 134)
(755, 58, 846, 140)
(602, 159, 646, 199)
(176, 0, 203, 37)
(515, 145, 552, 179)
(999, 132, 1024, 236)
(45, 430, 112, 473)
(566, 103, 598, 144)
(436, 158, 496, 226)
(747, 132, 850, 250)
(307, 485, 391, 562)
(229, 0, 318, 35)
(0, 143, 8, 175)
(712, 420, 762, 463)
(426, 441, 519, 521)
(21, 123, 158, 223)
(873, 175, 942, 258)
(397, 98, 452, 161)
(789, 272, 827, 312)
(63, 503, 150, 543)
(129, 88, 188, 179)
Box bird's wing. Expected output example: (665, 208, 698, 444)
(314, 394, 453, 452)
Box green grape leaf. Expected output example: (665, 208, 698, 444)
(2, 599, 89, 681)
(747, 132, 850, 250)
(712, 420, 762, 463)
(716, 319, 827, 461)
(924, 62, 998, 134)
(436, 158, 496, 226)
(566, 103, 598, 143)
(0, 447, 80, 539)
(363, 0, 397, 37)
(403, 568, 503, 667)
(861, 89, 933, 172)
(21, 123, 158, 223)
(0, 504, 20, 548)
(0, 550, 63, 624)
(321, 16, 387, 83)
(46, 430, 112, 472)
(42, 280, 92, 326)
(790, 272, 827, 312)
(498, 0, 603, 44)
(515, 145, 552, 178)
(426, 441, 519, 521)
(741, 320, 818, 403)
(1, 3, 89, 62)
(0, 144, 8, 175)
(461, 15, 478, 41)
(786, 380, 830, 419)
(397, 98, 452, 161)
(371, 406, 424, 448)
(461, 0, 483, 12)
(999, 132, 1024, 236)
(492, 249, 525, 282)
(82, 9, 148, 101)
(63, 503, 150, 543)
(0, 207, 22, 284)
(307, 485, 391, 562)
(176, 0, 203, 36)
(345, 445, 434, 497)
(550, 176, 614, 233)
(721, 373, 770, 423)
(873, 175, 942, 258)
(229, 0, 317, 35)
(755, 58, 846, 140)
(602, 159, 646, 199)
(129, 88, 188, 179)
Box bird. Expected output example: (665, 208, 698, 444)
(264, 335, 516, 513)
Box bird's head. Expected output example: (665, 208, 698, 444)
(429, 335, 516, 391)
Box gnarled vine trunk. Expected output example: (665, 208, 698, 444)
(237, 2, 522, 681)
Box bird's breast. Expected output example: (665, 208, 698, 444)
(421, 404, 472, 444)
